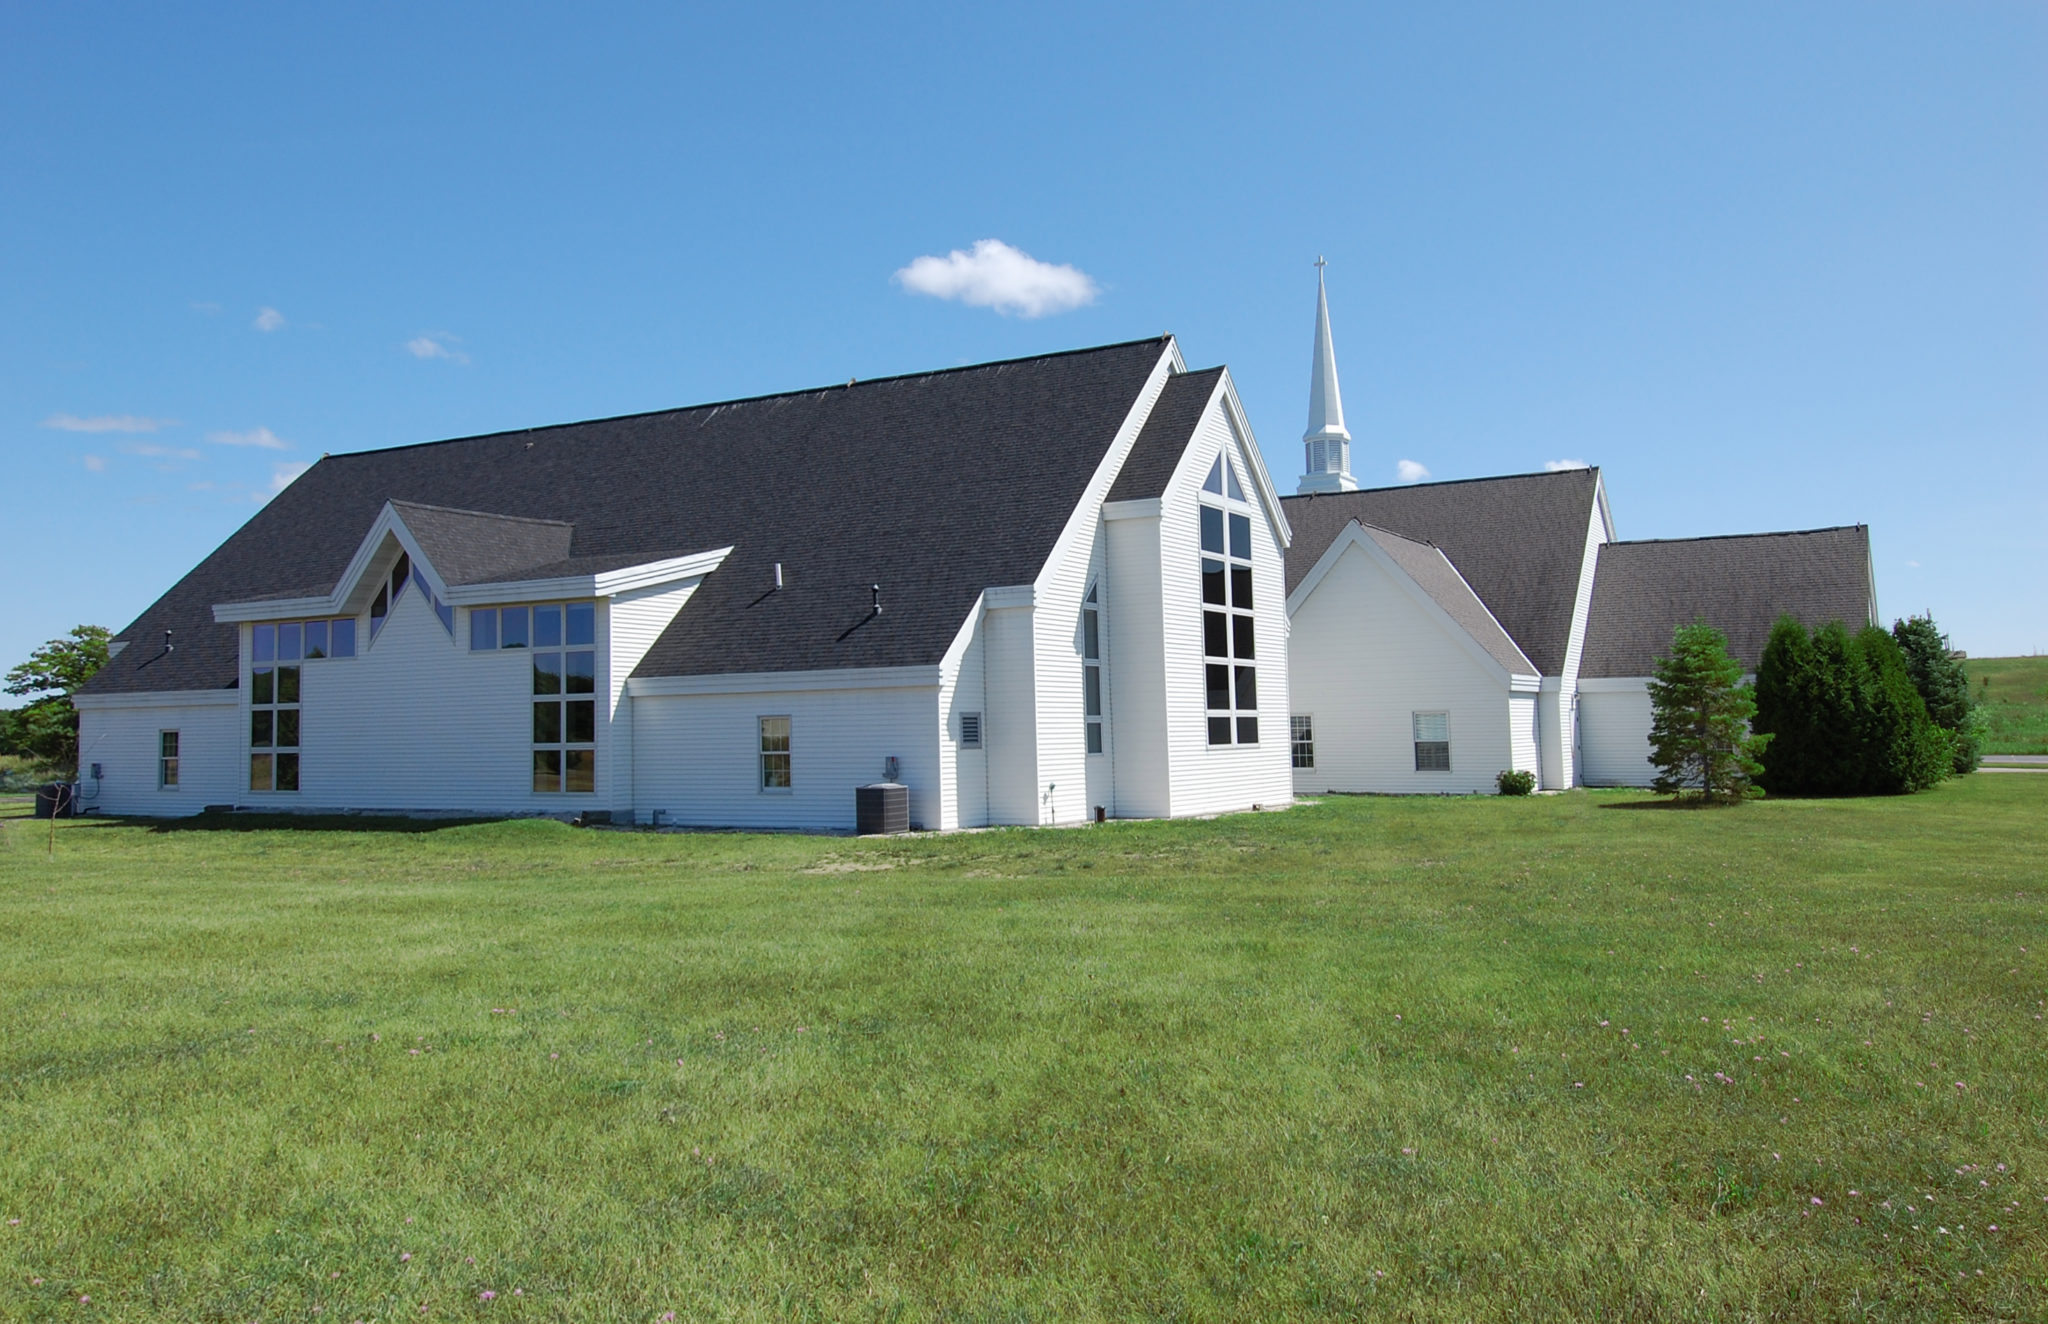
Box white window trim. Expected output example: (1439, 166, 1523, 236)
(758, 715, 794, 794)
(1200, 471, 1260, 748)
(158, 730, 180, 790)
(1413, 710, 1452, 773)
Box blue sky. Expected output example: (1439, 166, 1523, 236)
(3, 1, 2043, 670)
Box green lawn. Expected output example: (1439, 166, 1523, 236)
(1968, 655, 2048, 755)
(2, 781, 2043, 1322)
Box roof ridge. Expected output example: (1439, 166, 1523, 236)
(1606, 524, 1866, 547)
(388, 499, 574, 527)
(1280, 466, 1599, 500)
(323, 336, 1176, 461)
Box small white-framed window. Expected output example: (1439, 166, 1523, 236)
(1413, 711, 1451, 772)
(159, 730, 180, 788)
(1082, 584, 1104, 755)
(959, 712, 982, 749)
(760, 716, 792, 790)
(1290, 715, 1314, 770)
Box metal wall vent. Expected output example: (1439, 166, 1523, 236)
(960, 712, 983, 748)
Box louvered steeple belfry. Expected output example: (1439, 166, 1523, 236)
(1297, 257, 1359, 495)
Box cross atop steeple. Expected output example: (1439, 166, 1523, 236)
(1297, 258, 1358, 495)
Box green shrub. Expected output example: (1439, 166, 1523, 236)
(1892, 614, 1981, 773)
(1648, 621, 1766, 803)
(1496, 769, 1536, 796)
(1754, 616, 1949, 796)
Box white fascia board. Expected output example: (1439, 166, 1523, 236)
(939, 593, 987, 675)
(1102, 498, 1161, 521)
(214, 502, 439, 622)
(1593, 470, 1617, 543)
(442, 547, 733, 606)
(1029, 342, 1180, 598)
(626, 665, 942, 698)
(73, 688, 239, 711)
(1214, 370, 1292, 548)
(1578, 676, 1650, 693)
(1426, 543, 1542, 676)
(983, 584, 1036, 609)
(1285, 522, 1517, 687)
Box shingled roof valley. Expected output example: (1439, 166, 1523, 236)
(1281, 468, 1602, 676)
(85, 338, 1174, 696)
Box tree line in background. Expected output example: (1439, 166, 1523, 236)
(1648, 613, 1981, 803)
(1, 626, 110, 783)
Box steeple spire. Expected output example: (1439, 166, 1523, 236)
(1298, 257, 1358, 494)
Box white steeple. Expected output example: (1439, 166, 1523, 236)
(1297, 257, 1358, 495)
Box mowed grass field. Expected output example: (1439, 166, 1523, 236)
(1969, 655, 2048, 755)
(1, 779, 2043, 1322)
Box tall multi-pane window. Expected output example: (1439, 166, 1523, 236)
(1290, 715, 1314, 769)
(1200, 455, 1258, 745)
(159, 731, 180, 788)
(529, 602, 597, 793)
(1082, 584, 1104, 754)
(759, 716, 792, 790)
(250, 622, 301, 792)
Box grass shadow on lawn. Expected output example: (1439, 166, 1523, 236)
(138, 811, 505, 835)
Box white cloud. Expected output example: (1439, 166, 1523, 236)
(83, 454, 107, 472)
(207, 426, 291, 450)
(254, 306, 286, 332)
(1544, 458, 1590, 472)
(1396, 459, 1431, 484)
(120, 442, 202, 460)
(893, 239, 1099, 318)
(1906, 560, 1921, 568)
(190, 301, 222, 315)
(266, 461, 311, 498)
(406, 335, 470, 364)
(42, 413, 174, 433)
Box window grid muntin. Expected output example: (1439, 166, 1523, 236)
(1290, 715, 1314, 769)
(472, 601, 596, 652)
(1413, 711, 1451, 772)
(159, 730, 180, 788)
(531, 643, 598, 793)
(1199, 471, 1258, 746)
(249, 652, 301, 793)
(760, 716, 792, 790)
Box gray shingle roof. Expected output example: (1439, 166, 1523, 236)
(1105, 367, 1223, 502)
(83, 337, 1173, 696)
(1579, 526, 1875, 678)
(388, 502, 575, 586)
(1281, 468, 1602, 676)
(1352, 524, 1538, 676)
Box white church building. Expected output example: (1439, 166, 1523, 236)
(1278, 267, 1878, 794)
(75, 337, 1297, 828)
(75, 271, 1880, 820)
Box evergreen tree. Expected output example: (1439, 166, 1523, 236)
(1648, 621, 1767, 803)
(1754, 615, 1820, 794)
(1892, 614, 1981, 773)
(1807, 621, 1868, 795)
(1854, 626, 1951, 794)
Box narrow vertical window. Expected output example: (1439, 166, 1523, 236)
(159, 731, 180, 788)
(1082, 584, 1103, 755)
(1290, 715, 1314, 770)
(760, 716, 792, 790)
(1413, 711, 1451, 772)
(531, 641, 597, 792)
(249, 626, 300, 793)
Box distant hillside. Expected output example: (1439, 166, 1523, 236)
(1966, 655, 2048, 755)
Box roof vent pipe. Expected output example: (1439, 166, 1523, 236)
(775, 562, 783, 589)
(871, 584, 882, 615)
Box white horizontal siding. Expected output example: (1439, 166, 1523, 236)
(75, 700, 240, 815)
(632, 683, 940, 831)
(982, 604, 1038, 825)
(1510, 693, 1539, 776)
(1578, 682, 1656, 787)
(1105, 513, 1170, 817)
(606, 581, 699, 814)
(1288, 541, 1514, 795)
(938, 608, 987, 830)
